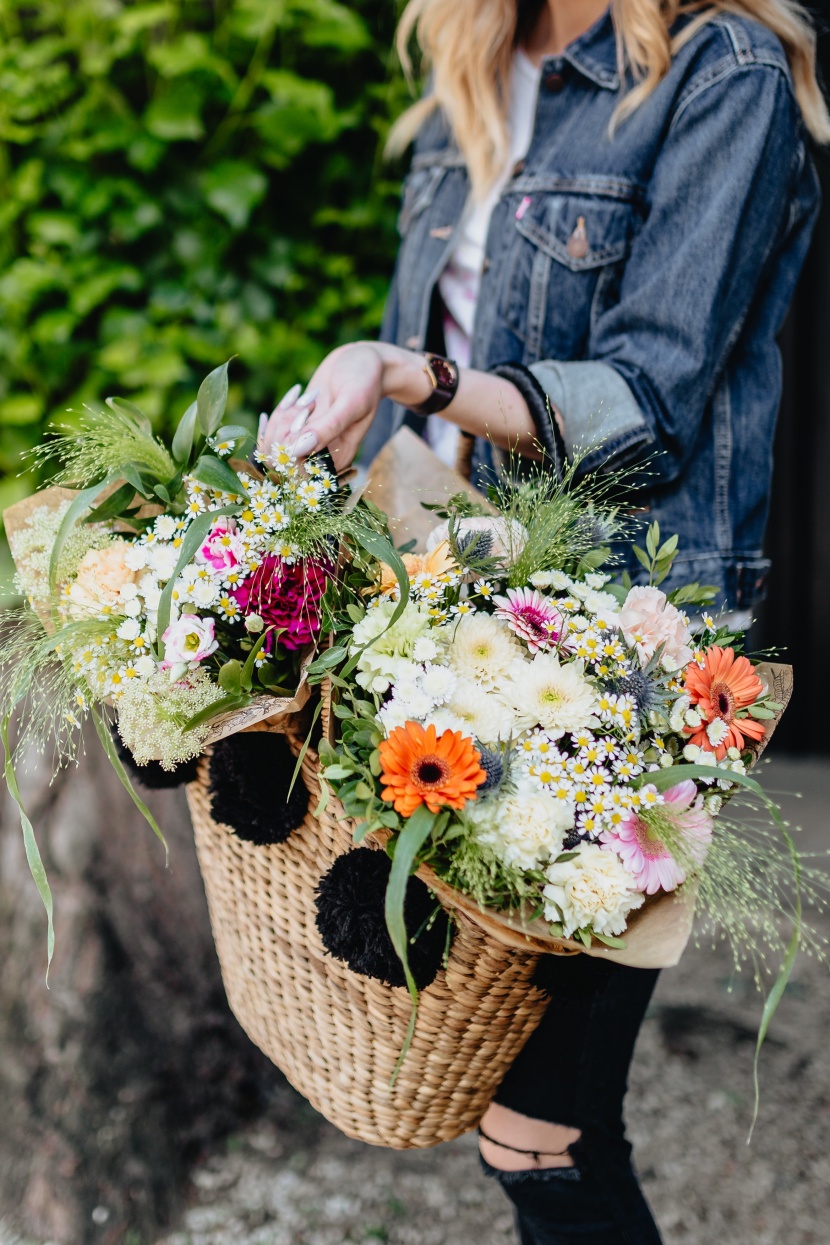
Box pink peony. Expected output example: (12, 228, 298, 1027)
(161, 614, 218, 669)
(231, 556, 329, 651)
(493, 586, 565, 653)
(618, 586, 693, 670)
(197, 517, 243, 573)
(600, 780, 713, 895)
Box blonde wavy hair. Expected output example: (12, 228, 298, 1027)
(388, 0, 830, 197)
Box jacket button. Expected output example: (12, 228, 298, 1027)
(543, 70, 565, 92)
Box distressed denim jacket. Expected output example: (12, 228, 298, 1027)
(363, 8, 820, 610)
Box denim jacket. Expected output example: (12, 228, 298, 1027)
(363, 8, 820, 610)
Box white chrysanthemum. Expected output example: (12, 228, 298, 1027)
(445, 613, 522, 690)
(668, 694, 690, 734)
(543, 842, 645, 937)
(148, 543, 179, 581)
(154, 515, 177, 540)
(419, 663, 457, 704)
(501, 654, 599, 735)
(117, 618, 141, 641)
(530, 570, 573, 591)
(124, 543, 149, 571)
(426, 684, 515, 745)
(465, 786, 573, 871)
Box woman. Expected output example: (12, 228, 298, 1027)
(263, 0, 826, 1240)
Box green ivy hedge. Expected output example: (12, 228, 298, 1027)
(0, 0, 408, 513)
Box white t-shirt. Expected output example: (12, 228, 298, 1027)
(427, 49, 542, 467)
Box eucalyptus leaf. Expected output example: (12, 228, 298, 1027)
(218, 659, 243, 695)
(83, 481, 137, 525)
(172, 400, 200, 465)
(196, 360, 230, 436)
(190, 453, 246, 496)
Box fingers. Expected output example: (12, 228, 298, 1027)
(260, 384, 318, 462)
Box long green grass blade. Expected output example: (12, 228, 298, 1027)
(92, 708, 168, 859)
(1, 712, 54, 982)
(384, 803, 436, 1083)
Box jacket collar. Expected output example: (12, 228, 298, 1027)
(541, 8, 620, 92)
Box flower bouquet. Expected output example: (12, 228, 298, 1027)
(0, 362, 382, 968)
(316, 431, 822, 1111)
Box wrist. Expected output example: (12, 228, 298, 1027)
(372, 343, 435, 409)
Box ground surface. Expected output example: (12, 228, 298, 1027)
(5, 757, 829, 1245)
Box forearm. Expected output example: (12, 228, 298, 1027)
(372, 342, 540, 458)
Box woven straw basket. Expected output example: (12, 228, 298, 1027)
(187, 717, 551, 1150)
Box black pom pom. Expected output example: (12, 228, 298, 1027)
(315, 849, 450, 990)
(112, 729, 200, 789)
(208, 732, 309, 845)
(476, 745, 504, 792)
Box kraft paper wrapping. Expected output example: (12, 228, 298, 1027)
(362, 426, 496, 548)
(360, 432, 794, 969)
(2, 486, 311, 747)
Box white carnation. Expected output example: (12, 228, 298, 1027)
(465, 787, 572, 871)
(543, 843, 644, 937)
(501, 653, 599, 735)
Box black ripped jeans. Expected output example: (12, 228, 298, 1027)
(482, 956, 663, 1245)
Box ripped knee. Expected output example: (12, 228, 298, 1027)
(478, 1103, 581, 1171)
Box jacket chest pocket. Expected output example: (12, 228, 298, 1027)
(397, 164, 447, 237)
(499, 193, 640, 361)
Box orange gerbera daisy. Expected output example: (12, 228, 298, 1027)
(378, 721, 487, 817)
(377, 541, 457, 595)
(684, 645, 766, 760)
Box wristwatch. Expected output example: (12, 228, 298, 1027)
(409, 352, 459, 415)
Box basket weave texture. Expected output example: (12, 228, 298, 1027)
(187, 721, 550, 1150)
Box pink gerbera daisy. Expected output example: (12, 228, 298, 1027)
(493, 587, 565, 653)
(600, 780, 713, 895)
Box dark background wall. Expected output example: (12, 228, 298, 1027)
(757, 2, 830, 750)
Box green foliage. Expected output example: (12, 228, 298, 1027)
(0, 0, 407, 512)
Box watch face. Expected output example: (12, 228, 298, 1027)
(430, 357, 456, 390)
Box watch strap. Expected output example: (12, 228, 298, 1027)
(409, 353, 459, 416)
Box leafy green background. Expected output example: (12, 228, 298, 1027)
(0, 0, 407, 519)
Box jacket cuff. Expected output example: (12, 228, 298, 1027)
(490, 361, 567, 482)
(528, 360, 652, 468)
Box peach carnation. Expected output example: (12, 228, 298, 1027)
(619, 586, 693, 670)
(67, 539, 140, 616)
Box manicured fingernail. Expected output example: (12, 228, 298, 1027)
(289, 410, 309, 436)
(291, 430, 318, 457)
(258, 413, 268, 440)
(277, 383, 302, 411)
(297, 386, 319, 409)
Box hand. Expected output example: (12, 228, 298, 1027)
(261, 343, 403, 470)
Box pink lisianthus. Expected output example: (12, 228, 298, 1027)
(618, 586, 693, 670)
(231, 556, 329, 651)
(600, 780, 713, 895)
(493, 586, 565, 653)
(197, 517, 243, 573)
(161, 614, 218, 673)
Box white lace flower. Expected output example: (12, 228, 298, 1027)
(543, 842, 644, 937)
(501, 654, 599, 735)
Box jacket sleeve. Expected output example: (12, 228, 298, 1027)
(527, 63, 817, 481)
